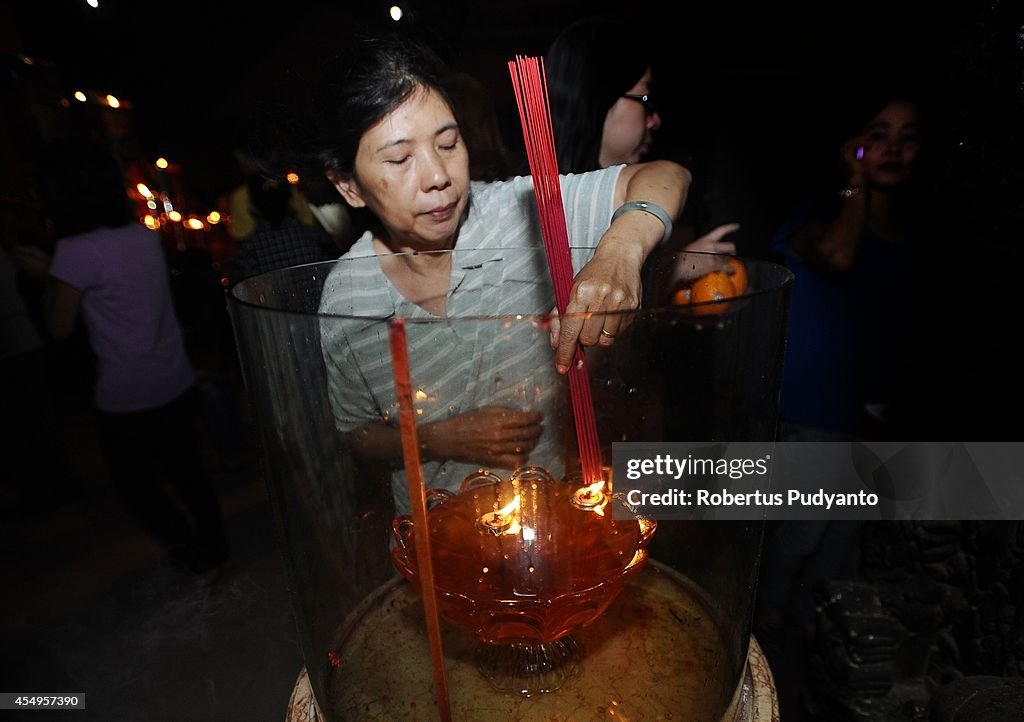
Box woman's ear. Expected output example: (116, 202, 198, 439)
(326, 170, 366, 209)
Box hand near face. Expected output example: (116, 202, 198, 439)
(841, 135, 869, 186)
(420, 406, 544, 470)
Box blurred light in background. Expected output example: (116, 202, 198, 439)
(389, 5, 403, 22)
(156, 157, 169, 169)
(136, 183, 153, 198)
(207, 211, 222, 224)
(285, 172, 300, 185)
(74, 91, 87, 102)
(105, 94, 120, 108)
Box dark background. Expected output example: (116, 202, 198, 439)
(1, 0, 980, 240)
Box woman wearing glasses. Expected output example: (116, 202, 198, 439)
(547, 16, 740, 254)
(547, 17, 661, 172)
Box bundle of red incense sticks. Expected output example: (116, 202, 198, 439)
(508, 55, 604, 485)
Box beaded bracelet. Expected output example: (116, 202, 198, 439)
(610, 200, 673, 246)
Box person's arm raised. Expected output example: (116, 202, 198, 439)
(554, 160, 691, 372)
(791, 136, 869, 273)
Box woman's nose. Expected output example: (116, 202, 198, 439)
(420, 151, 451, 191)
(647, 111, 662, 131)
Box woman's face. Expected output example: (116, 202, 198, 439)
(598, 68, 661, 168)
(860, 100, 922, 188)
(335, 86, 470, 250)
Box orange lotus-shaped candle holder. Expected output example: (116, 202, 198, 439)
(391, 466, 656, 693)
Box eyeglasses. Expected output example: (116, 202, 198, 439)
(621, 93, 657, 115)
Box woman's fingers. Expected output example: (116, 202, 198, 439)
(684, 223, 740, 255)
(490, 412, 544, 467)
(555, 282, 633, 369)
(547, 308, 560, 349)
(702, 223, 741, 243)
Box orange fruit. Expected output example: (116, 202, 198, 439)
(671, 286, 692, 305)
(689, 271, 737, 315)
(725, 257, 748, 295)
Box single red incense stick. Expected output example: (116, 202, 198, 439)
(509, 55, 604, 484)
(388, 318, 452, 722)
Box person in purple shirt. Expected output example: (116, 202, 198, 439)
(13, 141, 228, 574)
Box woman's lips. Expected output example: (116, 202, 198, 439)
(423, 202, 457, 221)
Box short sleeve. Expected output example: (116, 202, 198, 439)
(50, 236, 97, 292)
(321, 321, 391, 432)
(318, 254, 395, 433)
(559, 165, 623, 272)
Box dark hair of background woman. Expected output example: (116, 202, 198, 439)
(38, 140, 133, 238)
(444, 70, 512, 182)
(545, 15, 651, 174)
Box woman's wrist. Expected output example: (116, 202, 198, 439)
(842, 171, 867, 197)
(611, 200, 673, 245)
(416, 420, 440, 460)
(594, 233, 647, 270)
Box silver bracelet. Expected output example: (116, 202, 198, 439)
(610, 200, 673, 245)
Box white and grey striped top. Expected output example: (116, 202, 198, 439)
(318, 166, 622, 512)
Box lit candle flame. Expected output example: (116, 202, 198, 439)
(571, 479, 608, 516)
(478, 494, 521, 535)
(496, 495, 521, 518)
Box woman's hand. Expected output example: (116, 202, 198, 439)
(683, 223, 739, 255)
(668, 223, 740, 286)
(841, 135, 868, 186)
(554, 238, 642, 372)
(420, 406, 544, 469)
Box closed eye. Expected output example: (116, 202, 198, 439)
(385, 156, 410, 166)
(437, 127, 460, 152)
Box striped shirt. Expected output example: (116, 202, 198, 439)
(318, 166, 622, 512)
